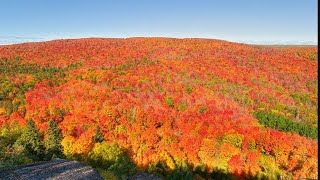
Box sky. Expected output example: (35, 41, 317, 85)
(0, 0, 318, 45)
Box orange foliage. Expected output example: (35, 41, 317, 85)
(0, 38, 317, 179)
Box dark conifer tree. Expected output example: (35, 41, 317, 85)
(94, 126, 104, 143)
(15, 119, 44, 160)
(44, 120, 63, 159)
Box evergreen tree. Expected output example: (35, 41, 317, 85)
(94, 125, 104, 143)
(44, 120, 63, 159)
(14, 119, 44, 160)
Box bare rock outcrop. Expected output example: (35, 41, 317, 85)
(0, 159, 103, 180)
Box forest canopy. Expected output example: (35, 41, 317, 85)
(0, 38, 318, 179)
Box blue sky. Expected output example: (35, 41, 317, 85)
(0, 0, 317, 45)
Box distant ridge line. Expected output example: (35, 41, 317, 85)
(0, 36, 317, 46)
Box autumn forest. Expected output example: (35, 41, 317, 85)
(0, 38, 318, 179)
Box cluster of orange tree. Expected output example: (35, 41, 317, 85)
(0, 38, 317, 179)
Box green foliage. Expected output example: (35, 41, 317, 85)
(167, 169, 193, 180)
(172, 160, 193, 179)
(0, 78, 17, 100)
(0, 120, 63, 169)
(0, 78, 31, 117)
(205, 75, 226, 89)
(88, 142, 124, 168)
(94, 126, 104, 143)
(87, 73, 97, 84)
(14, 119, 44, 160)
(141, 57, 158, 66)
(0, 144, 32, 169)
(0, 57, 76, 118)
(95, 168, 118, 180)
(198, 106, 208, 114)
(290, 93, 316, 106)
(254, 111, 318, 139)
(165, 96, 174, 108)
(53, 108, 67, 118)
(185, 85, 193, 94)
(147, 162, 165, 178)
(88, 142, 136, 179)
(247, 139, 256, 151)
(306, 80, 318, 93)
(177, 103, 187, 111)
(65, 62, 83, 70)
(76, 75, 83, 80)
(44, 120, 63, 159)
(222, 133, 244, 148)
(0, 101, 13, 116)
(21, 81, 35, 92)
(0, 57, 65, 81)
(0, 121, 23, 146)
(0, 121, 32, 169)
(309, 52, 317, 61)
(108, 156, 137, 179)
(0, 39, 317, 179)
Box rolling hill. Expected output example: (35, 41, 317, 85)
(0, 38, 318, 179)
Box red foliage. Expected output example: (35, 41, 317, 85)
(0, 38, 317, 178)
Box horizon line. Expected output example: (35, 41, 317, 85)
(0, 36, 317, 46)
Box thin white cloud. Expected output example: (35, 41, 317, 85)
(0, 35, 317, 46)
(235, 40, 317, 45)
(0, 35, 46, 45)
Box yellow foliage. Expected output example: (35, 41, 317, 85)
(0, 108, 5, 115)
(220, 143, 240, 158)
(159, 151, 175, 170)
(115, 125, 127, 134)
(61, 136, 76, 157)
(258, 154, 282, 179)
(198, 138, 217, 169)
(294, 158, 318, 179)
(222, 133, 244, 148)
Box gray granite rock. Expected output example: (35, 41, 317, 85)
(0, 158, 103, 180)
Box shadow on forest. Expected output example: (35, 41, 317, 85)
(146, 161, 271, 180)
(81, 147, 273, 180)
(0, 121, 281, 180)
